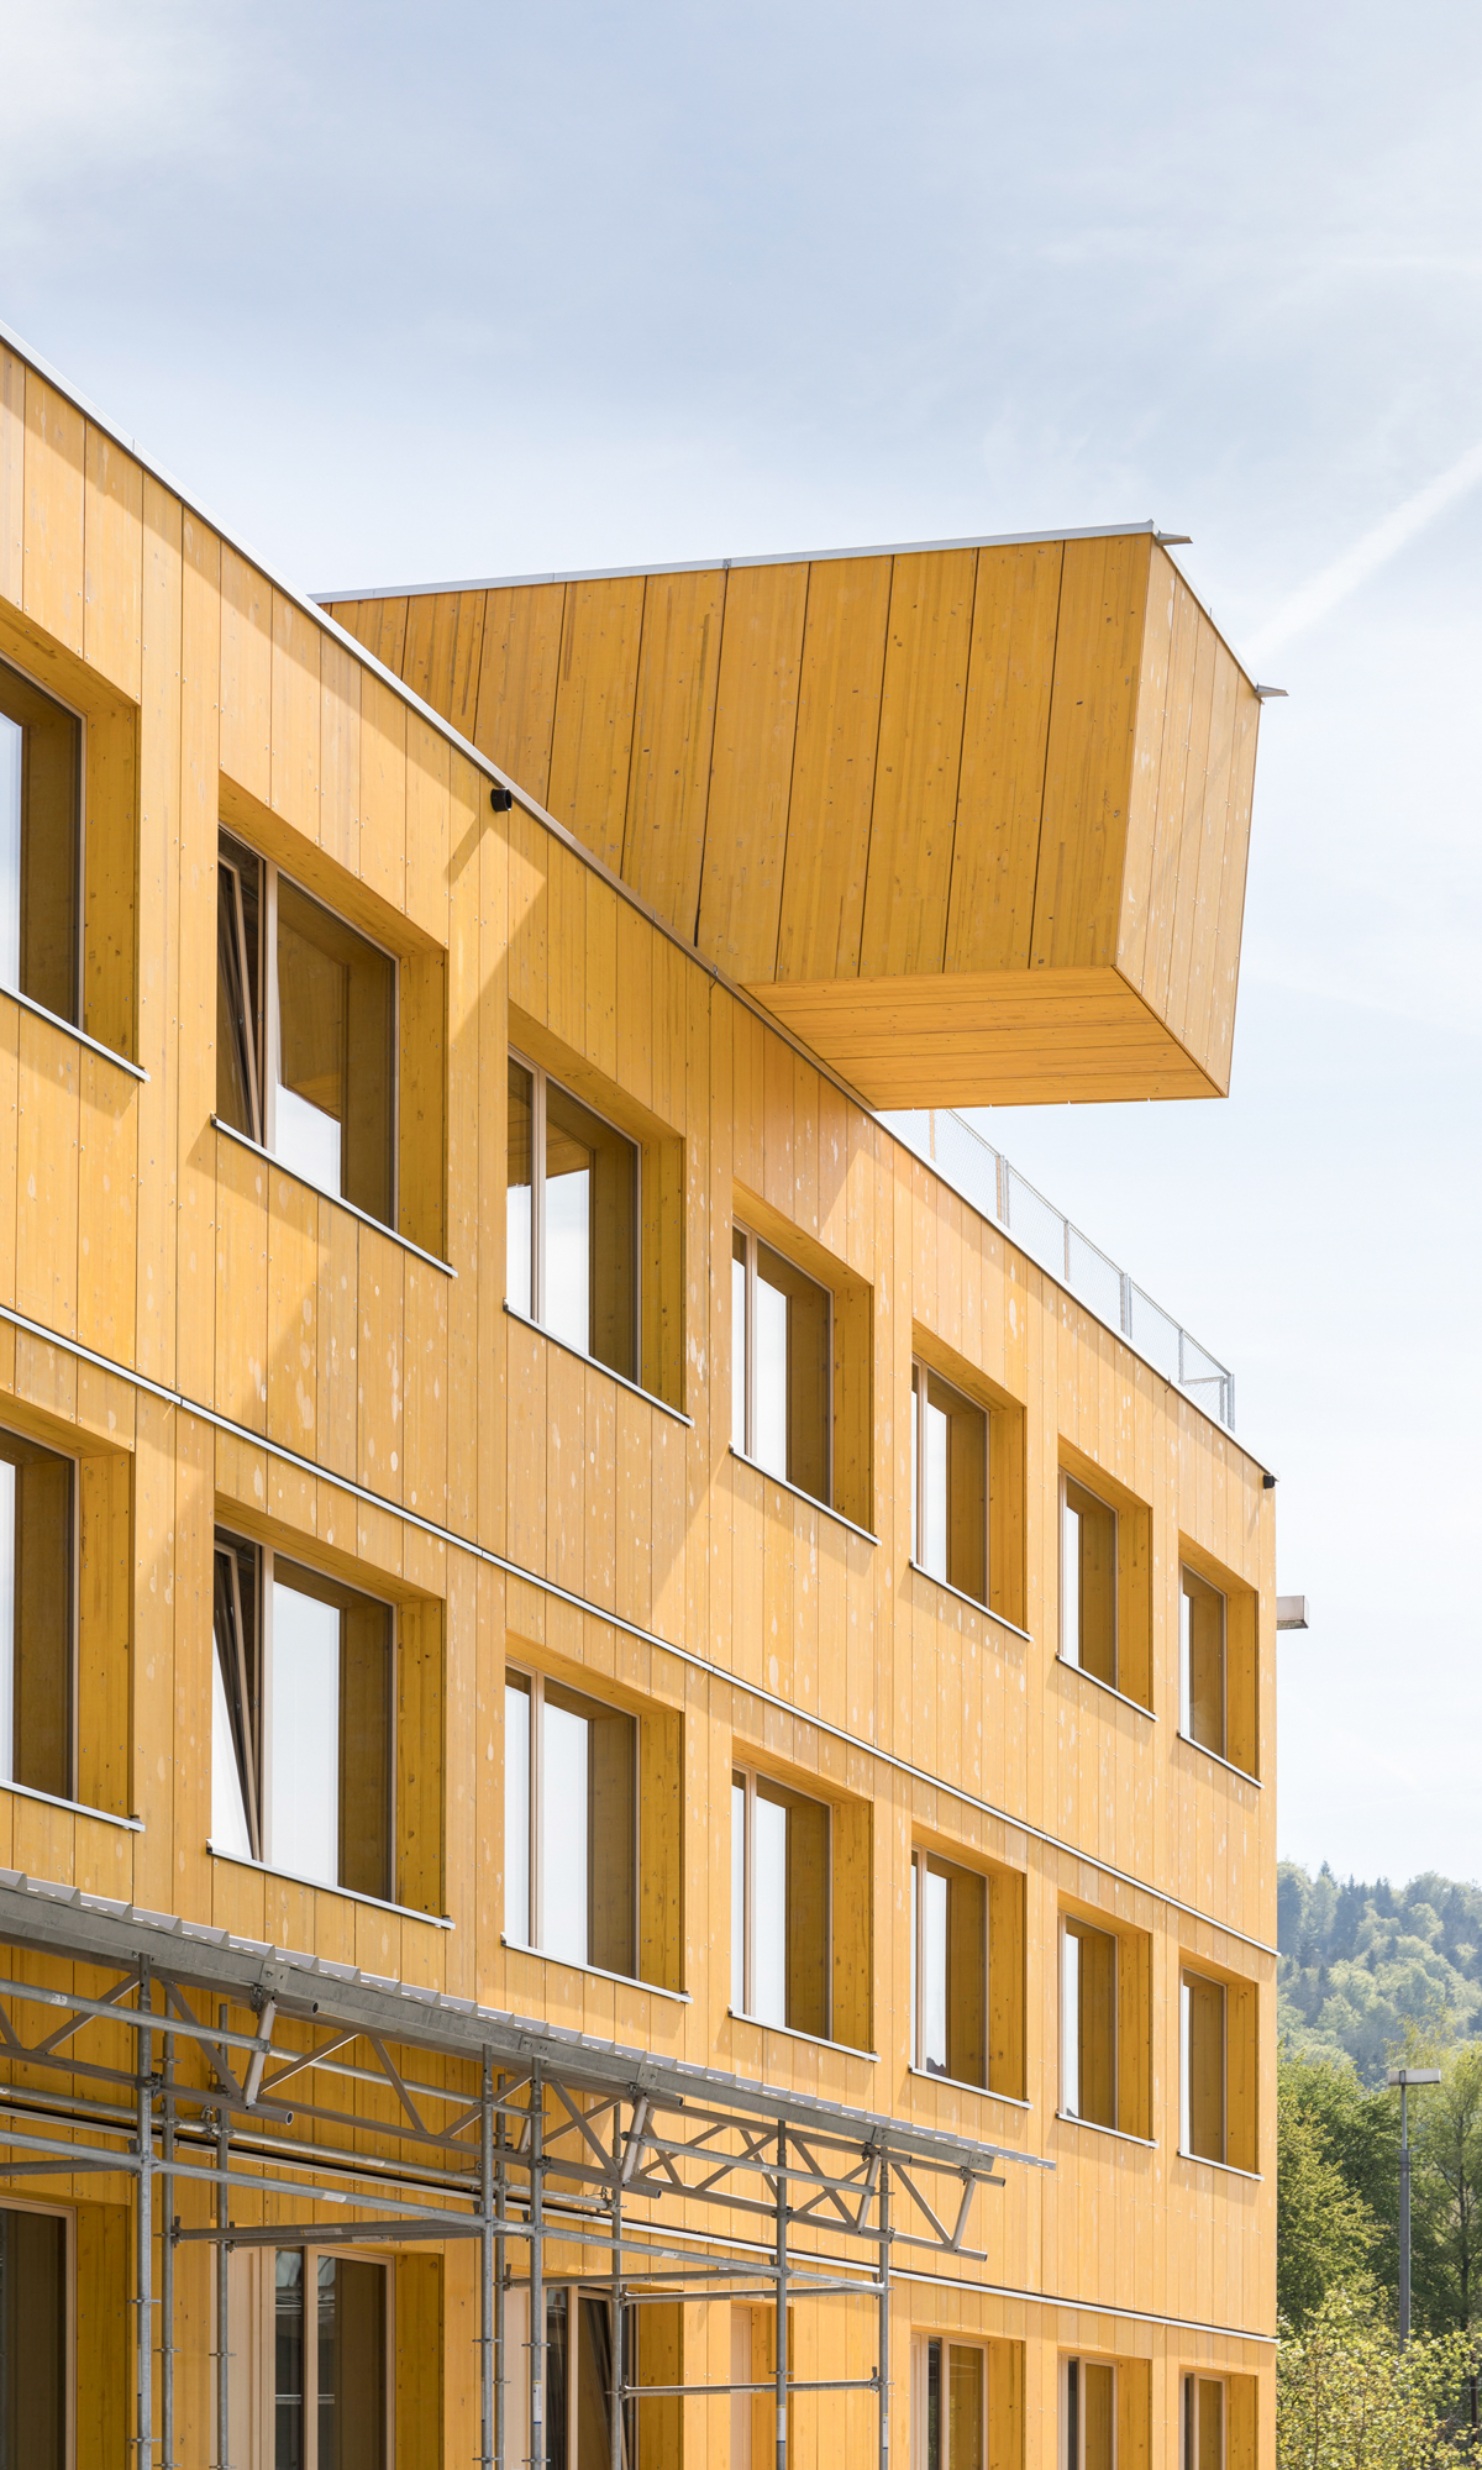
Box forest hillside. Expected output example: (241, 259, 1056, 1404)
(1279, 1861, 1482, 2080)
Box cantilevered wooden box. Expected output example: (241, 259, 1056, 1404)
(327, 525, 1261, 1107)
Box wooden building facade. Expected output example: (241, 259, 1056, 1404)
(0, 325, 1275, 2468)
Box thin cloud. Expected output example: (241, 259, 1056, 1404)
(1247, 436, 1482, 661)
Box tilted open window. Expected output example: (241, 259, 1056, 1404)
(731, 1767, 831, 2039)
(227, 2245, 388, 2469)
(504, 1668, 638, 1979)
(507, 1056, 640, 1384)
(731, 1228, 832, 1507)
(0, 1428, 75, 1802)
(1060, 1474, 1117, 1689)
(0, 659, 82, 1030)
(212, 1530, 393, 1901)
(911, 1363, 988, 1604)
(1179, 1552, 1258, 1775)
(217, 829, 397, 1225)
(1060, 1916, 1117, 2130)
(911, 1849, 988, 2087)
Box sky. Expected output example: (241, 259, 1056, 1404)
(2, 0, 1480, 1886)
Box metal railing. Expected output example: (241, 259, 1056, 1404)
(880, 1109, 1236, 1430)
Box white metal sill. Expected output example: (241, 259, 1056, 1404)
(728, 2007, 878, 2061)
(211, 1116, 456, 1278)
(727, 1449, 878, 1547)
(907, 1560, 1032, 1645)
(1177, 2146, 1262, 2182)
(502, 1304, 693, 1427)
(907, 2061, 1031, 2112)
(1174, 1730, 1262, 1789)
(1054, 2110, 1157, 2149)
(1, 983, 149, 1082)
(500, 1936, 690, 2004)
(1055, 1655, 1156, 1723)
(206, 1842, 454, 1928)
(1, 1779, 143, 1831)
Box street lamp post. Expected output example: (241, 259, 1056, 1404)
(1387, 2066, 1442, 2344)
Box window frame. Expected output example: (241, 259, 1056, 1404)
(1062, 2355, 1117, 2470)
(0, 2196, 74, 2470)
(911, 2331, 988, 2470)
(910, 1846, 989, 2089)
(910, 1360, 989, 1607)
(1179, 1565, 1227, 1757)
(730, 1763, 833, 2040)
(216, 827, 400, 1226)
(210, 1529, 396, 1903)
(226, 2240, 392, 2470)
(0, 655, 85, 1035)
(1059, 1914, 1118, 2130)
(1180, 1967, 1229, 2164)
(503, 1664, 640, 1983)
(506, 1050, 642, 1380)
(731, 1223, 834, 1507)
(0, 1426, 79, 1807)
(1059, 1470, 1119, 1690)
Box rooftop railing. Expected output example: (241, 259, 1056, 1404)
(879, 1108, 1236, 1430)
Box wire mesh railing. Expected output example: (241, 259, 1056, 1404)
(879, 1109, 1235, 1430)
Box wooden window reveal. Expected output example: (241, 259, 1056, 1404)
(504, 1669, 638, 1980)
(507, 1056, 639, 1384)
(212, 1531, 393, 1902)
(216, 829, 396, 1227)
(732, 1227, 832, 1508)
(1183, 2373, 1225, 2470)
(1060, 1474, 1117, 1689)
(1180, 1567, 1227, 1757)
(0, 658, 81, 1028)
(1060, 1917, 1117, 2129)
(915, 2336, 986, 2470)
(0, 1429, 75, 1802)
(1181, 1969, 1227, 2164)
(912, 1364, 988, 1605)
(911, 1850, 988, 2088)
(1063, 2358, 1116, 2470)
(731, 1767, 831, 2039)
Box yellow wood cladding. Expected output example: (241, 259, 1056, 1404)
(330, 529, 1262, 1108)
(0, 336, 1275, 2466)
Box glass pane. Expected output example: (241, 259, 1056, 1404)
(1083, 2362, 1115, 2470)
(319, 2256, 387, 2470)
(545, 2289, 569, 2470)
(274, 2250, 305, 2470)
(756, 1244, 829, 1502)
(923, 1864, 949, 2074)
(731, 1234, 748, 1455)
(212, 1537, 259, 1862)
(269, 1576, 341, 1887)
(751, 1786, 788, 2026)
(0, 1461, 13, 1784)
(541, 1695, 590, 1963)
(1060, 1926, 1080, 2116)
(732, 1777, 747, 2012)
(1184, 1972, 1226, 2160)
(1060, 1494, 1081, 1667)
(276, 877, 394, 1221)
(1064, 1479, 1116, 1688)
(0, 659, 81, 1026)
(1197, 2377, 1224, 2470)
(752, 1267, 788, 1479)
(0, 714, 20, 992)
(505, 1677, 532, 1945)
(544, 1088, 592, 1356)
(926, 2339, 942, 2470)
(1182, 1569, 1226, 1757)
(0, 2205, 66, 2469)
(2, 1435, 73, 1800)
(922, 1390, 949, 1580)
(1071, 1924, 1117, 2129)
(910, 1367, 919, 1564)
(212, 1642, 253, 1861)
(543, 1082, 639, 1380)
(577, 2294, 612, 2467)
(507, 1062, 534, 1318)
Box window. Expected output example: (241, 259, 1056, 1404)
(914, 2336, 985, 2470)
(1183, 2374, 1225, 2470)
(0, 659, 81, 1028)
(505, 1669, 637, 1977)
(1062, 2358, 1115, 2470)
(217, 829, 396, 1223)
(1060, 1917, 1116, 2129)
(731, 1768, 830, 2037)
(0, 2205, 66, 2467)
(1180, 1567, 1226, 1756)
(212, 1531, 392, 1900)
(226, 2246, 387, 2468)
(500, 2285, 644, 2469)
(911, 1850, 987, 2086)
(731, 1227, 831, 1505)
(507, 1056, 639, 1382)
(1060, 1474, 1117, 1688)
(1181, 1969, 1227, 2162)
(911, 1364, 987, 1604)
(0, 1428, 75, 1802)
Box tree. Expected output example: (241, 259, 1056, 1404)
(1277, 2283, 1475, 2470)
(1278, 2049, 1381, 2328)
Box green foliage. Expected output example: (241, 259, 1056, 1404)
(1276, 2284, 1477, 2470)
(1413, 2045, 1482, 2337)
(1280, 1863, 1482, 2081)
(1277, 2051, 1382, 2328)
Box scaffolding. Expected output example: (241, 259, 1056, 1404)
(0, 1873, 1045, 2466)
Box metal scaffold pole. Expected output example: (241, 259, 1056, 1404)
(161, 2034, 176, 2470)
(135, 1961, 155, 2469)
(529, 2068, 545, 2470)
(609, 2110, 625, 2470)
(495, 2091, 508, 2470)
(214, 2106, 231, 2470)
(774, 2123, 788, 2470)
(479, 2056, 495, 2470)
(877, 2156, 891, 2470)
